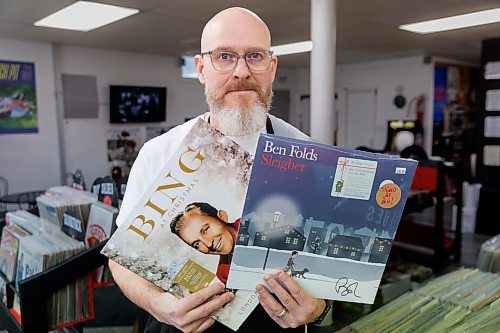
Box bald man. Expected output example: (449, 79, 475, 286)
(109, 7, 329, 333)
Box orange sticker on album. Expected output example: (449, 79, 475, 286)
(375, 182, 402, 208)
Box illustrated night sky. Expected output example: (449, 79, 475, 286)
(243, 134, 418, 236)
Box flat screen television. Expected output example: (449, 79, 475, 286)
(110, 85, 167, 123)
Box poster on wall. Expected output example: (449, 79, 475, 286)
(0, 60, 38, 134)
(145, 125, 170, 141)
(107, 128, 141, 175)
(432, 63, 478, 157)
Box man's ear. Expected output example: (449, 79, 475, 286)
(217, 210, 229, 223)
(270, 55, 278, 83)
(194, 54, 206, 84)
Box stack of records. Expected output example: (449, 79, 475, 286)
(0, 278, 7, 306)
(84, 201, 118, 284)
(347, 268, 500, 333)
(1, 210, 94, 330)
(0, 211, 33, 283)
(36, 186, 97, 241)
(476, 234, 500, 273)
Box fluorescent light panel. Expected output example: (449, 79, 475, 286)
(271, 41, 313, 56)
(400, 7, 500, 34)
(34, 1, 139, 32)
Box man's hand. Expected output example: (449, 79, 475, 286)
(256, 270, 326, 328)
(109, 260, 233, 333)
(149, 281, 234, 333)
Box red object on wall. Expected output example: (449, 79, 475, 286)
(411, 166, 439, 192)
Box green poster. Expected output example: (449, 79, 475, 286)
(0, 60, 38, 134)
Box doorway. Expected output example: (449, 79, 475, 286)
(343, 88, 378, 149)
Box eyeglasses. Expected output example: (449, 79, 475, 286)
(201, 50, 274, 72)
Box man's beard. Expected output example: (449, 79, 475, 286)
(205, 81, 273, 137)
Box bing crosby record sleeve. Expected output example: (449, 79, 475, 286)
(101, 119, 259, 330)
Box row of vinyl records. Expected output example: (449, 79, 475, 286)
(344, 268, 500, 333)
(0, 186, 118, 330)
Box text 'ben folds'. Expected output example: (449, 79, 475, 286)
(260, 139, 318, 173)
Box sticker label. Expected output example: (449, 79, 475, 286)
(173, 259, 215, 292)
(395, 167, 406, 174)
(375, 182, 402, 208)
(331, 157, 377, 200)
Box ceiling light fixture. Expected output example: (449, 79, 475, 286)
(34, 1, 139, 32)
(399, 7, 500, 34)
(271, 41, 313, 56)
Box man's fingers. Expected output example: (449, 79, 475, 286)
(193, 317, 216, 333)
(256, 284, 288, 328)
(186, 291, 235, 323)
(262, 271, 300, 313)
(172, 286, 234, 331)
(181, 282, 226, 310)
(271, 270, 311, 308)
(260, 270, 320, 325)
(172, 316, 208, 332)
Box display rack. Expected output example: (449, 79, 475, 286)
(393, 159, 462, 272)
(0, 241, 108, 333)
(475, 37, 500, 236)
(0, 271, 22, 333)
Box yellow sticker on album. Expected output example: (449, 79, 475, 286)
(375, 182, 402, 208)
(173, 259, 215, 292)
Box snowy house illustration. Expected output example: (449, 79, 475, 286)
(368, 237, 392, 263)
(253, 225, 306, 251)
(295, 226, 305, 236)
(327, 235, 364, 261)
(243, 212, 259, 223)
(305, 227, 328, 254)
(243, 211, 262, 237)
(272, 225, 306, 250)
(354, 227, 377, 253)
(325, 223, 345, 241)
(308, 226, 327, 242)
(304, 217, 325, 237)
(253, 231, 270, 247)
(380, 230, 391, 239)
(292, 213, 305, 228)
(236, 225, 250, 246)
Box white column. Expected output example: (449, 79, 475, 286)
(310, 0, 336, 144)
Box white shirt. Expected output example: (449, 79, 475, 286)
(116, 113, 309, 227)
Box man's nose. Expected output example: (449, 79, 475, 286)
(200, 234, 211, 246)
(232, 56, 251, 78)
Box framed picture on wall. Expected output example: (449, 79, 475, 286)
(107, 127, 141, 175)
(432, 63, 479, 158)
(0, 60, 38, 134)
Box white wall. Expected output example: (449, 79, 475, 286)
(0, 41, 306, 193)
(54, 47, 304, 186)
(53, 46, 207, 185)
(0, 38, 61, 193)
(293, 55, 432, 150)
(0, 40, 435, 194)
(337, 55, 431, 149)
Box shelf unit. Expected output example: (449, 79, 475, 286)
(475, 37, 500, 236)
(0, 242, 108, 333)
(393, 159, 462, 272)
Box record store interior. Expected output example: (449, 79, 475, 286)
(0, 1, 499, 333)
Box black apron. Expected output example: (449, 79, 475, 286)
(143, 117, 305, 333)
(144, 305, 305, 333)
